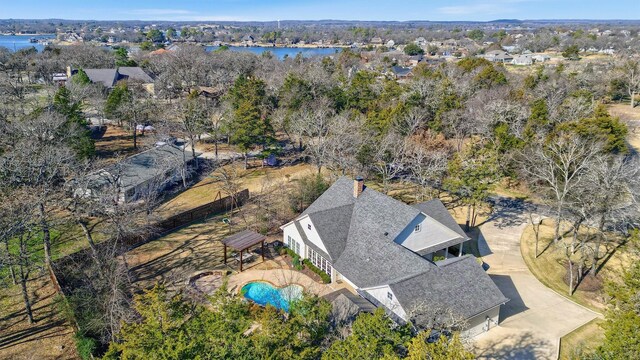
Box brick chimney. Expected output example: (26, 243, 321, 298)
(353, 176, 364, 198)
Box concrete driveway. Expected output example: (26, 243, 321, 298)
(471, 212, 601, 360)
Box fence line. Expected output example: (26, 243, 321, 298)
(53, 189, 250, 293)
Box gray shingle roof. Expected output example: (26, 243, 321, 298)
(118, 66, 154, 83)
(90, 144, 197, 191)
(292, 177, 507, 321)
(392, 66, 412, 77)
(413, 199, 469, 240)
(83, 67, 153, 88)
(307, 204, 353, 261)
(84, 69, 119, 88)
(323, 288, 377, 313)
(389, 256, 509, 322)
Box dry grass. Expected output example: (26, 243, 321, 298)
(608, 103, 640, 152)
(520, 220, 632, 312)
(94, 125, 146, 164)
(158, 162, 317, 217)
(608, 103, 640, 121)
(0, 277, 78, 360)
(125, 214, 240, 291)
(559, 318, 605, 360)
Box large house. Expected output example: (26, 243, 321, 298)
(281, 177, 508, 337)
(66, 66, 154, 90)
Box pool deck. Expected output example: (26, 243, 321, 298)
(226, 268, 354, 297)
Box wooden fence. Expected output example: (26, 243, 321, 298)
(53, 189, 250, 292)
(156, 189, 249, 234)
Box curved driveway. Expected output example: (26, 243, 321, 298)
(472, 214, 601, 360)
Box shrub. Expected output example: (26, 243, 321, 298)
(283, 247, 297, 258)
(303, 259, 331, 283)
(75, 333, 98, 360)
(292, 255, 303, 271)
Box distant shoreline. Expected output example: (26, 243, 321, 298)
(0, 33, 55, 36)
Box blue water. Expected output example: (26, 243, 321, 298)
(207, 45, 340, 60)
(241, 281, 303, 312)
(0, 34, 56, 52)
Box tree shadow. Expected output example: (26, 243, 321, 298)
(489, 275, 529, 322)
(480, 197, 533, 229)
(126, 220, 231, 289)
(0, 319, 68, 351)
(473, 330, 551, 360)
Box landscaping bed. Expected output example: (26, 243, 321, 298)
(278, 249, 329, 284)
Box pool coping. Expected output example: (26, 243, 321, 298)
(236, 279, 307, 295)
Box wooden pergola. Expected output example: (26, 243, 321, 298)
(222, 230, 266, 272)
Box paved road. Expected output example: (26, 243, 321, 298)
(472, 214, 601, 360)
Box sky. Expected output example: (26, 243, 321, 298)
(2, 0, 639, 22)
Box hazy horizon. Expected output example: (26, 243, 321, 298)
(2, 0, 639, 22)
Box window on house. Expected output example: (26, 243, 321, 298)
(414, 224, 422, 232)
(387, 292, 393, 300)
(308, 224, 312, 230)
(308, 248, 332, 277)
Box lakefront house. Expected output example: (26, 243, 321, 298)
(281, 177, 508, 337)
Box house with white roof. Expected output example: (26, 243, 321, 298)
(280, 177, 508, 337)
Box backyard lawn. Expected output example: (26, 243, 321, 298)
(0, 277, 78, 360)
(157, 162, 317, 217)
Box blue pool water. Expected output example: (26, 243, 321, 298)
(241, 281, 303, 312)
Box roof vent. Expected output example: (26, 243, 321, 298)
(384, 232, 389, 236)
(354, 176, 364, 198)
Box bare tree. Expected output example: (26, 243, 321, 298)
(291, 98, 335, 173)
(403, 134, 449, 201)
(517, 134, 602, 243)
(0, 111, 77, 269)
(581, 155, 640, 274)
(370, 133, 407, 194)
(0, 189, 39, 324)
(619, 59, 640, 108)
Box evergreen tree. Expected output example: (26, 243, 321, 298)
(563, 104, 628, 154)
(597, 262, 640, 359)
(227, 75, 274, 169)
(53, 86, 94, 158)
(72, 68, 91, 85)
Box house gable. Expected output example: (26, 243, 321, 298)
(298, 215, 331, 257)
(394, 213, 464, 254)
(360, 285, 407, 320)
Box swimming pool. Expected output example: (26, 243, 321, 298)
(241, 281, 303, 312)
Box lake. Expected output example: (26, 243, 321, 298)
(0, 34, 55, 52)
(206, 45, 341, 59)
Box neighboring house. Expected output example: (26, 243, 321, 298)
(52, 73, 68, 86)
(241, 35, 255, 45)
(482, 50, 513, 63)
(391, 66, 413, 80)
(280, 177, 508, 337)
(67, 66, 154, 89)
(532, 54, 551, 63)
(86, 144, 198, 203)
(407, 55, 424, 67)
(511, 54, 533, 66)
